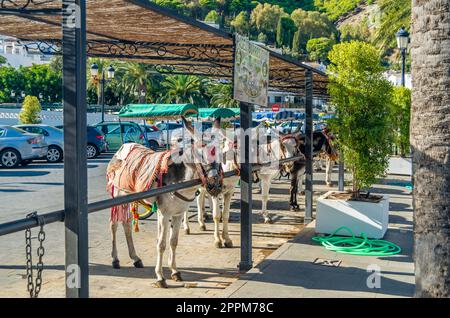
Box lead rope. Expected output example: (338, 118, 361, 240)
(25, 212, 46, 298)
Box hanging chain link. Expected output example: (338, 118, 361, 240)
(25, 212, 46, 298)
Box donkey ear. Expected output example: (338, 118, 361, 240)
(213, 116, 221, 129)
(181, 116, 194, 135)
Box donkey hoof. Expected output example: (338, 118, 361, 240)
(133, 260, 144, 268)
(290, 206, 300, 212)
(199, 224, 207, 231)
(112, 260, 120, 269)
(155, 280, 168, 289)
(264, 218, 273, 224)
(224, 240, 233, 248)
(214, 241, 223, 248)
(184, 228, 190, 235)
(300, 191, 305, 195)
(171, 272, 183, 282)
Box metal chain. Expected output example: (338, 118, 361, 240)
(25, 212, 46, 298)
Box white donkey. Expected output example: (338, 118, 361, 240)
(258, 134, 303, 223)
(183, 132, 240, 248)
(106, 117, 224, 288)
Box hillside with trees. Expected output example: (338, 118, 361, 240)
(150, 0, 410, 67)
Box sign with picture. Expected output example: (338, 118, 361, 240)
(233, 34, 270, 107)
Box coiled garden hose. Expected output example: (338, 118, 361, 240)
(312, 226, 401, 256)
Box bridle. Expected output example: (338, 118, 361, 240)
(190, 139, 224, 197)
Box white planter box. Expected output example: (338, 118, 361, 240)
(316, 191, 389, 239)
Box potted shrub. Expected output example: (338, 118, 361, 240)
(316, 41, 393, 239)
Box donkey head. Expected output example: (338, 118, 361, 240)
(182, 116, 223, 197)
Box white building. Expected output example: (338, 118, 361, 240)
(0, 36, 52, 68)
(385, 71, 412, 89)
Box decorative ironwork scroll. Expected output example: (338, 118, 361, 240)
(0, 0, 57, 9)
(86, 40, 233, 64)
(19, 39, 61, 55)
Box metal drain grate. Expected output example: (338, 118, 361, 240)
(312, 258, 342, 267)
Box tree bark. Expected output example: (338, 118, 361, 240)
(411, 0, 450, 298)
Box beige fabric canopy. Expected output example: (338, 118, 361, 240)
(0, 0, 328, 97)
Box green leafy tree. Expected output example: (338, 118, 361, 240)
(0, 55, 7, 66)
(291, 9, 336, 53)
(207, 82, 238, 108)
(19, 96, 41, 124)
(328, 41, 393, 196)
(315, 0, 363, 21)
(154, 0, 186, 11)
(390, 86, 411, 157)
(257, 32, 268, 43)
(19, 64, 62, 104)
(231, 11, 250, 35)
(205, 10, 220, 23)
(339, 22, 371, 42)
(306, 37, 335, 63)
(251, 3, 286, 43)
(0, 66, 23, 103)
(276, 16, 297, 48)
(160, 75, 206, 106)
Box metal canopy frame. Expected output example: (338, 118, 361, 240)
(0, 0, 327, 298)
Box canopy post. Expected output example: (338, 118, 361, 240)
(304, 69, 314, 224)
(239, 101, 253, 272)
(62, 0, 89, 298)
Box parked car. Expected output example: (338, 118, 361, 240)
(0, 125, 48, 168)
(15, 124, 64, 163)
(139, 125, 163, 150)
(18, 124, 107, 161)
(95, 121, 147, 151)
(56, 125, 108, 158)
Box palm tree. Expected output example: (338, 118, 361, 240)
(373, 0, 411, 52)
(160, 75, 205, 105)
(208, 82, 238, 108)
(116, 62, 161, 104)
(410, 0, 449, 297)
(87, 58, 109, 105)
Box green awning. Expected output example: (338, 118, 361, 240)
(119, 104, 199, 120)
(198, 108, 239, 121)
(230, 108, 240, 116)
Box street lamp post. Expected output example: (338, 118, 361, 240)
(10, 91, 25, 107)
(90, 63, 115, 122)
(396, 27, 410, 87)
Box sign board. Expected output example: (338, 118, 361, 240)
(233, 34, 270, 107)
(272, 104, 280, 112)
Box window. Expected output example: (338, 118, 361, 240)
(274, 96, 282, 103)
(98, 124, 120, 135)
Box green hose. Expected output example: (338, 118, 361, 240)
(312, 226, 401, 256)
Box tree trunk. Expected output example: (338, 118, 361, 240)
(411, 0, 450, 298)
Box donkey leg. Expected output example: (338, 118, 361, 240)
(260, 176, 272, 224)
(212, 197, 222, 248)
(197, 189, 207, 231)
(110, 221, 120, 269)
(122, 221, 143, 268)
(168, 214, 183, 282)
(290, 173, 300, 211)
(298, 170, 305, 195)
(183, 211, 190, 235)
(222, 192, 233, 248)
(155, 211, 170, 288)
(325, 159, 333, 187)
